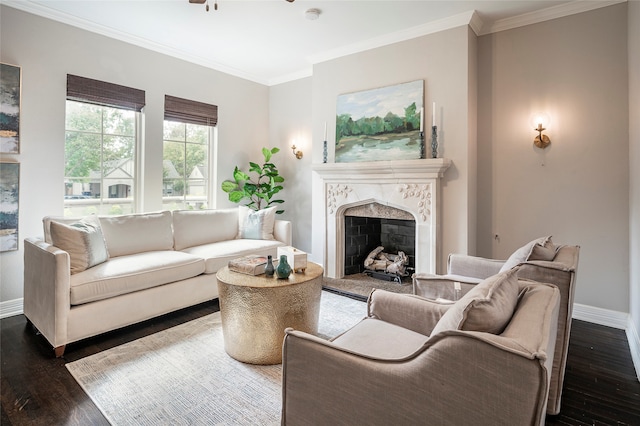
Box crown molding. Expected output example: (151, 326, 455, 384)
(307, 10, 479, 65)
(482, 0, 627, 35)
(468, 10, 485, 36)
(1, 0, 271, 85)
(268, 67, 313, 87)
(2, 1, 628, 86)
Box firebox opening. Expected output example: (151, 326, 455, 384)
(344, 215, 416, 282)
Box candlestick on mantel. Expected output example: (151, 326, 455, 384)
(431, 125, 438, 159)
(420, 107, 424, 132)
(323, 122, 327, 141)
(323, 140, 327, 163)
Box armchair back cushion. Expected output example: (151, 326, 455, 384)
(431, 268, 520, 336)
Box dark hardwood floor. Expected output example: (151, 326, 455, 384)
(2, 294, 639, 425)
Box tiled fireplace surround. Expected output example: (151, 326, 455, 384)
(312, 159, 451, 279)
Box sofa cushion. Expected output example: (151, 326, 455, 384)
(236, 206, 276, 240)
(181, 238, 286, 274)
(69, 251, 205, 305)
(49, 216, 109, 274)
(499, 236, 552, 272)
(431, 268, 520, 336)
(332, 318, 430, 360)
(99, 211, 174, 257)
(172, 209, 239, 250)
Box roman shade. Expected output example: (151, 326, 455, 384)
(66, 74, 145, 111)
(164, 95, 218, 127)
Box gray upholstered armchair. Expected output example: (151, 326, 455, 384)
(412, 237, 580, 415)
(282, 270, 560, 426)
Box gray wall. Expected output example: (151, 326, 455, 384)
(477, 4, 630, 313)
(0, 6, 271, 302)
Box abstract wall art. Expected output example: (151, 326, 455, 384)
(1, 63, 21, 154)
(0, 161, 19, 252)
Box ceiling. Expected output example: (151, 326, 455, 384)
(3, 0, 616, 85)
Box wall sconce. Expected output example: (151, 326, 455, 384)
(291, 144, 303, 159)
(531, 113, 551, 149)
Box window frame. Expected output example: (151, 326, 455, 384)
(63, 100, 141, 215)
(64, 75, 145, 216)
(162, 95, 218, 211)
(161, 120, 215, 211)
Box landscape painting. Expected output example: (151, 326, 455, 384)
(335, 80, 423, 163)
(1, 63, 21, 154)
(0, 162, 19, 252)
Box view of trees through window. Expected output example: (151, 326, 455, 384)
(162, 121, 210, 211)
(64, 100, 137, 216)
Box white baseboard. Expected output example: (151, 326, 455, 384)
(0, 297, 23, 319)
(572, 302, 629, 329)
(626, 318, 640, 381)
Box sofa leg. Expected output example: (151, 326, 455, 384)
(54, 345, 66, 358)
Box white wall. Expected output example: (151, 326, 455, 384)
(477, 4, 630, 312)
(269, 77, 313, 253)
(309, 26, 477, 272)
(628, 0, 640, 375)
(0, 6, 271, 304)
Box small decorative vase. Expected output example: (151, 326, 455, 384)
(265, 255, 275, 277)
(276, 255, 292, 279)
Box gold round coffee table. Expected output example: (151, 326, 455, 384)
(216, 262, 323, 365)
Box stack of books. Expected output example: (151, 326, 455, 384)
(228, 255, 276, 275)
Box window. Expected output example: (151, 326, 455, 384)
(162, 95, 217, 211)
(64, 75, 145, 216)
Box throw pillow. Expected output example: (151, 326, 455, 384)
(499, 236, 552, 272)
(430, 268, 520, 336)
(49, 215, 110, 274)
(236, 206, 276, 240)
(528, 237, 558, 261)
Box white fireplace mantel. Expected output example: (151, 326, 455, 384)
(312, 158, 451, 279)
(311, 158, 451, 181)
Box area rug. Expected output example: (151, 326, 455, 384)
(66, 290, 366, 425)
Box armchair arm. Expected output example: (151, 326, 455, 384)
(367, 289, 450, 336)
(273, 219, 292, 246)
(412, 274, 478, 300)
(23, 237, 71, 354)
(447, 253, 504, 279)
(282, 328, 551, 426)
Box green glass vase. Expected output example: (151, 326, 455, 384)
(276, 255, 292, 279)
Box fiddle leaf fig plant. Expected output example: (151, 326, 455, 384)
(221, 147, 285, 214)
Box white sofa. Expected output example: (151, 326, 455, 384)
(23, 208, 291, 357)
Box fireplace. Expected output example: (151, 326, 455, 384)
(312, 158, 451, 279)
(344, 203, 416, 279)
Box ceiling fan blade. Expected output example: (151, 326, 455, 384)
(189, 0, 206, 4)
(286, 0, 295, 2)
